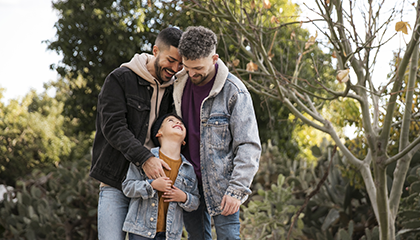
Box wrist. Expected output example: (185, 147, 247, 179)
(182, 192, 187, 203)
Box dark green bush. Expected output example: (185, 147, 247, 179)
(0, 154, 98, 240)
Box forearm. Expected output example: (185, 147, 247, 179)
(122, 164, 155, 198)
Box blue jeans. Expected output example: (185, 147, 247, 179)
(98, 186, 130, 240)
(183, 185, 240, 240)
(128, 232, 166, 240)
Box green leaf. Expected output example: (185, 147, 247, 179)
(321, 208, 340, 231)
(311, 146, 322, 157)
(410, 181, 420, 194)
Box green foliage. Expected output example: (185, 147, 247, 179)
(0, 91, 74, 186)
(249, 139, 377, 239)
(0, 154, 98, 240)
(396, 151, 420, 240)
(299, 142, 376, 240)
(241, 174, 304, 240)
(46, 0, 311, 154)
(47, 0, 218, 133)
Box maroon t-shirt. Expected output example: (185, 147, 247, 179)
(181, 64, 218, 184)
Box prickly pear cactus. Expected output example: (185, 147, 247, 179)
(0, 155, 98, 240)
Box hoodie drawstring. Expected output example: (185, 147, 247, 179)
(153, 79, 159, 120)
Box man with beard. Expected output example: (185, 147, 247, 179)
(90, 27, 183, 240)
(174, 26, 261, 240)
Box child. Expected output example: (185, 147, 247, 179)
(122, 113, 200, 240)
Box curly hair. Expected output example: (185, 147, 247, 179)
(178, 26, 217, 60)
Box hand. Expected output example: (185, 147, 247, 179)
(150, 177, 172, 192)
(163, 185, 187, 203)
(142, 156, 171, 179)
(220, 195, 241, 216)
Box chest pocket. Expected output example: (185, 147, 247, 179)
(177, 173, 195, 192)
(126, 95, 150, 136)
(206, 116, 230, 150)
(127, 96, 150, 112)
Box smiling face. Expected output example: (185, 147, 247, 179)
(157, 115, 186, 142)
(182, 53, 219, 86)
(153, 45, 183, 83)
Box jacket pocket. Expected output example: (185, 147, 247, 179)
(126, 95, 150, 136)
(127, 95, 150, 112)
(177, 174, 195, 192)
(206, 116, 230, 150)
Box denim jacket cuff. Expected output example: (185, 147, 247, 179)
(178, 192, 190, 208)
(225, 186, 249, 202)
(145, 181, 156, 197)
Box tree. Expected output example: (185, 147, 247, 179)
(46, 0, 310, 156)
(188, 1, 420, 239)
(47, 0, 180, 132)
(0, 91, 73, 186)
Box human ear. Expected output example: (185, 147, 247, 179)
(182, 141, 186, 145)
(212, 54, 219, 64)
(153, 45, 159, 56)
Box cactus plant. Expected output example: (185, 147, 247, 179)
(0, 154, 98, 240)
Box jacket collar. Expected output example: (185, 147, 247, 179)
(173, 58, 229, 116)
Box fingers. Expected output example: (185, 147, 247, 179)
(160, 159, 171, 171)
(143, 157, 165, 179)
(220, 195, 241, 216)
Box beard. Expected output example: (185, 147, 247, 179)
(154, 54, 175, 83)
(189, 72, 210, 86)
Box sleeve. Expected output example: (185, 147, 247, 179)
(225, 90, 261, 202)
(122, 163, 156, 199)
(178, 172, 200, 212)
(97, 70, 154, 167)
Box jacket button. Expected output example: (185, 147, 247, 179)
(150, 217, 154, 221)
(215, 121, 219, 124)
(135, 162, 140, 166)
(138, 105, 141, 108)
(152, 203, 156, 207)
(147, 232, 152, 236)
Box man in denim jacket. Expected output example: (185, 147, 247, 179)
(173, 26, 261, 240)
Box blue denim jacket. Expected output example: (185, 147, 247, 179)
(173, 59, 261, 216)
(122, 147, 199, 239)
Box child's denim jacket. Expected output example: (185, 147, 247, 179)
(122, 147, 199, 240)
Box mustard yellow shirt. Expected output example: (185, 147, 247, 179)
(156, 150, 182, 233)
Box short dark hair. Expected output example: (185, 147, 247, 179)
(155, 27, 183, 50)
(178, 26, 217, 60)
(151, 113, 187, 148)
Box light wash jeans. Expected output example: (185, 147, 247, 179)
(98, 186, 130, 240)
(183, 185, 240, 240)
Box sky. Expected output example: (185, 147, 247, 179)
(0, 0, 416, 104)
(0, 0, 60, 103)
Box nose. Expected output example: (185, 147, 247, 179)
(188, 70, 196, 78)
(171, 62, 180, 73)
(175, 119, 183, 126)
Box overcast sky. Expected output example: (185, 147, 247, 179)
(0, 0, 60, 103)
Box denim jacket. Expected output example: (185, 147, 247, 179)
(173, 59, 261, 216)
(122, 147, 199, 240)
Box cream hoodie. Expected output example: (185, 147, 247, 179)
(121, 53, 174, 150)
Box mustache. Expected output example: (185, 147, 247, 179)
(186, 71, 200, 77)
(164, 68, 175, 75)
